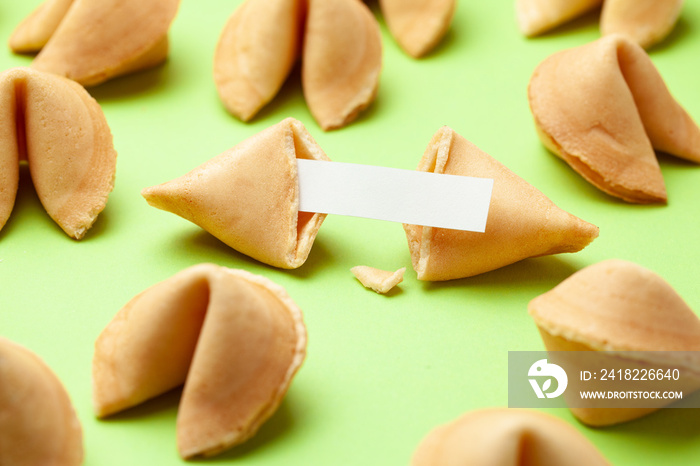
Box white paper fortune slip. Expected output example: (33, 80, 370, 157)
(297, 159, 494, 232)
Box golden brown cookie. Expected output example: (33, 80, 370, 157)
(0, 67, 116, 239)
(8, 0, 74, 52)
(93, 264, 307, 459)
(214, 0, 381, 130)
(379, 0, 456, 58)
(404, 126, 598, 281)
(213, 0, 304, 122)
(528, 34, 700, 203)
(0, 337, 83, 466)
(141, 118, 328, 269)
(529, 259, 700, 425)
(11, 0, 180, 86)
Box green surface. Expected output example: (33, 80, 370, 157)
(2, 1, 700, 464)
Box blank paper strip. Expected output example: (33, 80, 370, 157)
(297, 159, 494, 232)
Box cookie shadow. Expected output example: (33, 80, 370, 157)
(88, 62, 173, 102)
(657, 150, 700, 168)
(588, 392, 700, 441)
(101, 388, 182, 422)
(531, 7, 602, 40)
(420, 255, 581, 295)
(98, 388, 300, 459)
(174, 228, 334, 279)
(191, 400, 297, 462)
(545, 151, 669, 208)
(236, 61, 309, 128)
(649, 16, 694, 53)
(0, 164, 62, 240)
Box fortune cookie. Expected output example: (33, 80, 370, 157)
(529, 259, 700, 425)
(379, 0, 456, 58)
(351, 265, 405, 294)
(93, 264, 307, 459)
(516, 0, 683, 49)
(0, 67, 116, 239)
(528, 34, 700, 204)
(142, 118, 328, 269)
(0, 337, 83, 466)
(403, 127, 598, 281)
(412, 408, 609, 466)
(10, 0, 180, 86)
(214, 0, 381, 130)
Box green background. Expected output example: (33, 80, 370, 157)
(2, 0, 700, 464)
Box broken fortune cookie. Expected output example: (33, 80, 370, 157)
(412, 408, 609, 465)
(214, 0, 381, 130)
(528, 34, 700, 203)
(529, 259, 700, 426)
(10, 0, 181, 86)
(93, 264, 307, 459)
(0, 337, 83, 466)
(351, 265, 405, 294)
(0, 67, 116, 239)
(404, 126, 598, 281)
(142, 118, 329, 269)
